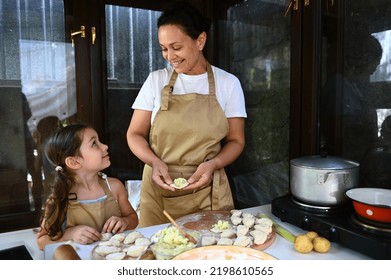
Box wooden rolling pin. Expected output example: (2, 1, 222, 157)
(53, 244, 81, 260)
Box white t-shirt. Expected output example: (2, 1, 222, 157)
(132, 65, 247, 123)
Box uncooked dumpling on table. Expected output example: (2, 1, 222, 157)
(134, 237, 151, 246)
(101, 232, 113, 241)
(126, 245, 148, 258)
(231, 215, 242, 226)
(124, 231, 144, 244)
(230, 209, 242, 217)
(201, 236, 217, 246)
(105, 251, 126, 260)
(255, 217, 273, 228)
(242, 213, 254, 219)
(242, 216, 256, 228)
(98, 240, 121, 247)
(233, 235, 251, 247)
(249, 229, 268, 245)
(110, 233, 126, 243)
(254, 224, 272, 233)
(236, 225, 249, 236)
(95, 245, 122, 256)
(217, 237, 233, 245)
(220, 229, 236, 238)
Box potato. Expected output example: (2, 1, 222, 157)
(306, 231, 319, 241)
(313, 236, 331, 253)
(294, 234, 313, 254)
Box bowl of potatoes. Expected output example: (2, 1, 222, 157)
(150, 226, 200, 260)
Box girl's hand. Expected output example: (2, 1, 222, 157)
(67, 225, 101, 244)
(102, 216, 128, 234)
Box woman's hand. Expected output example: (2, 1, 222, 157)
(151, 159, 175, 191)
(186, 160, 215, 190)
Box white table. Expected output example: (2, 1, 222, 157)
(0, 228, 43, 260)
(0, 204, 371, 260)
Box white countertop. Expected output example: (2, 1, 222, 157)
(0, 204, 371, 260)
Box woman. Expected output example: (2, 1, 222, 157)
(127, 1, 247, 227)
(37, 124, 138, 250)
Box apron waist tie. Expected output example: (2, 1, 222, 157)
(211, 170, 220, 210)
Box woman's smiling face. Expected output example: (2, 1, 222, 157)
(158, 24, 206, 75)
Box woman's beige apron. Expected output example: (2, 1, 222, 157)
(66, 175, 121, 232)
(139, 63, 234, 227)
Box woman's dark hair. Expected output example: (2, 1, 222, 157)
(40, 124, 89, 240)
(158, 1, 211, 40)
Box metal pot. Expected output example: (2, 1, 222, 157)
(346, 188, 391, 223)
(290, 155, 359, 206)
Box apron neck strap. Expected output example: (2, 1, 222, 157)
(160, 70, 177, 111)
(206, 63, 216, 97)
(160, 62, 215, 111)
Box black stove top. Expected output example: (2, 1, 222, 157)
(271, 195, 391, 260)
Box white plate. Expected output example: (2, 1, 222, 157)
(173, 245, 277, 260)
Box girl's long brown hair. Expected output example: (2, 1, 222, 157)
(40, 124, 88, 240)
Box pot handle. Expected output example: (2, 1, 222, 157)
(317, 171, 350, 185)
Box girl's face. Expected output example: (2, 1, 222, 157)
(158, 24, 206, 75)
(77, 127, 110, 172)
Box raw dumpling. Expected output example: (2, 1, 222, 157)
(101, 233, 113, 241)
(134, 237, 151, 246)
(233, 236, 251, 247)
(201, 236, 217, 246)
(242, 213, 254, 219)
(230, 215, 242, 226)
(124, 231, 144, 244)
(98, 240, 121, 247)
(256, 217, 273, 228)
(126, 245, 147, 258)
(230, 210, 242, 217)
(242, 216, 255, 228)
(95, 245, 122, 256)
(170, 178, 189, 189)
(220, 229, 236, 238)
(254, 218, 273, 234)
(110, 233, 126, 243)
(254, 224, 273, 235)
(217, 237, 233, 245)
(249, 230, 269, 245)
(236, 225, 249, 236)
(105, 252, 126, 260)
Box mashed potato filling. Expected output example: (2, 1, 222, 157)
(151, 226, 197, 259)
(170, 178, 189, 189)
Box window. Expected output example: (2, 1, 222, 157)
(0, 0, 74, 231)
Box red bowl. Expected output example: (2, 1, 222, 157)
(346, 188, 391, 223)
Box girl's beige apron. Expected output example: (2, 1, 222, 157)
(66, 176, 121, 231)
(139, 63, 234, 227)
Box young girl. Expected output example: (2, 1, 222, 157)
(36, 124, 138, 250)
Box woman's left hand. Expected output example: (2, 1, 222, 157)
(186, 161, 215, 190)
(102, 216, 128, 234)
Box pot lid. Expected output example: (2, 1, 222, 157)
(290, 155, 359, 169)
